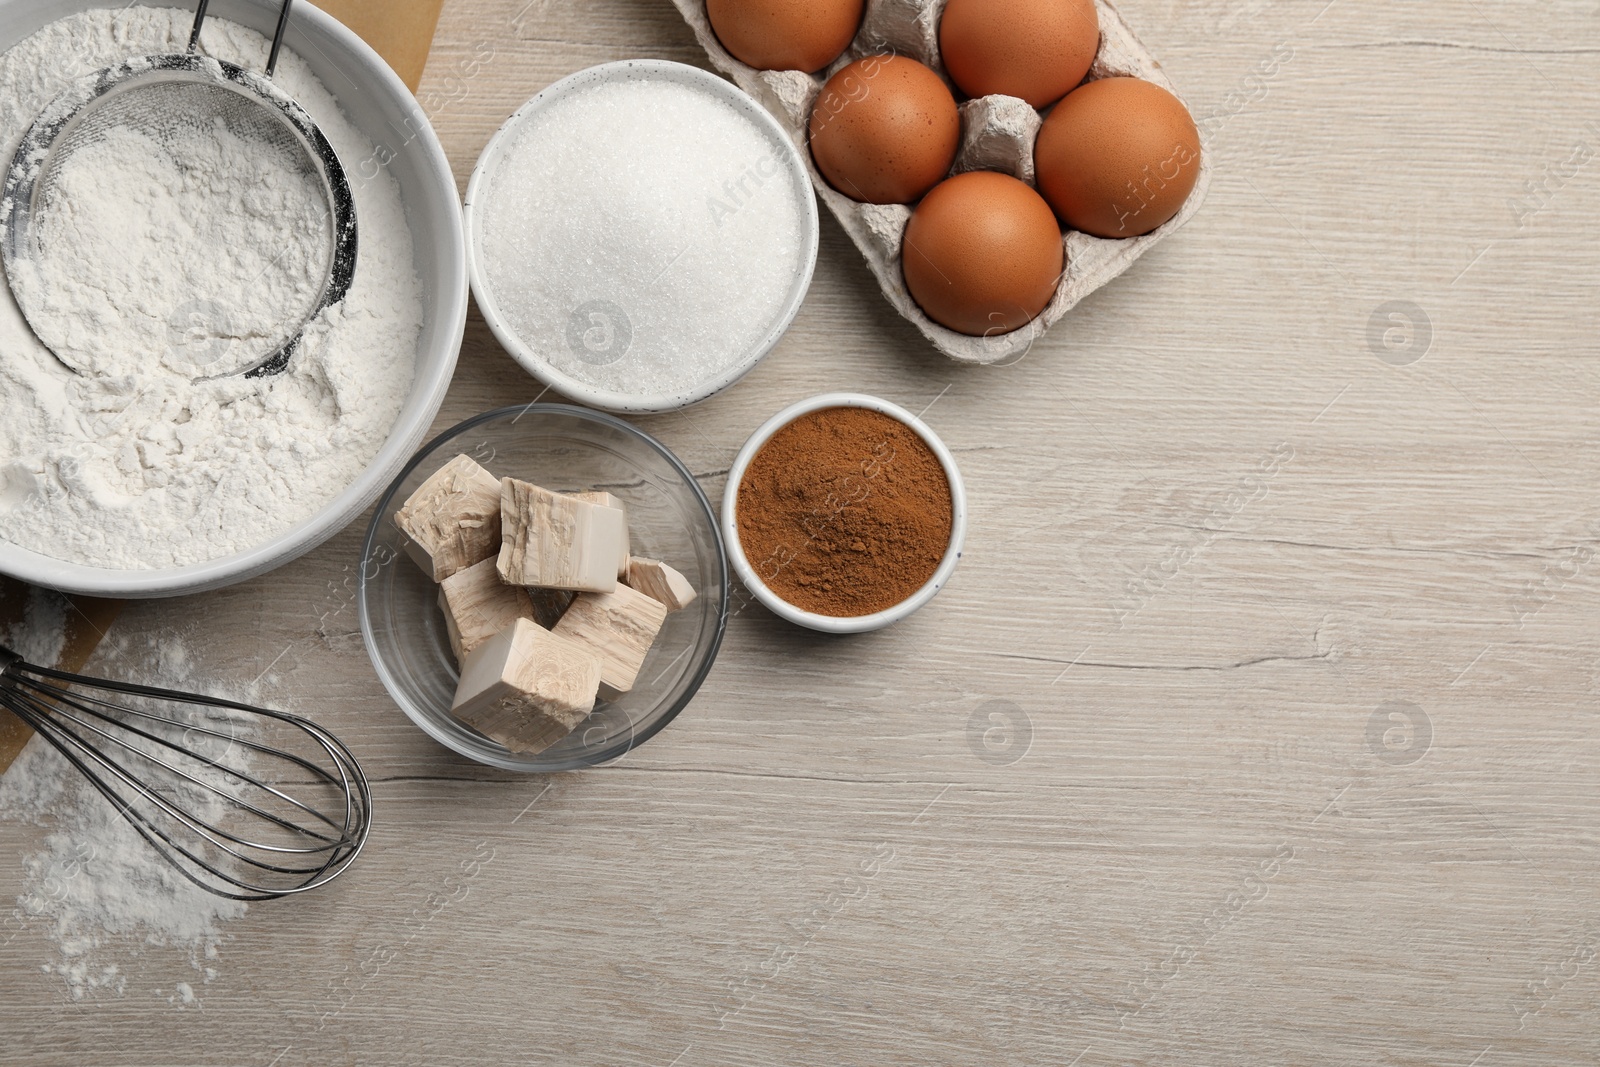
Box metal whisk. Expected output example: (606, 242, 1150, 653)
(0, 645, 371, 901)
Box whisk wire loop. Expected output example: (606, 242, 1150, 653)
(0, 647, 371, 902)
(12, 675, 354, 848)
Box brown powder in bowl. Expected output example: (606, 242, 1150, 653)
(735, 406, 954, 617)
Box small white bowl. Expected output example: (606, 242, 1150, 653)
(463, 59, 819, 414)
(721, 393, 967, 634)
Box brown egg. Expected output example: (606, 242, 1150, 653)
(706, 0, 863, 74)
(939, 0, 1099, 108)
(1034, 77, 1202, 239)
(903, 171, 1064, 336)
(808, 56, 960, 205)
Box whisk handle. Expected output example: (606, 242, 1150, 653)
(0, 646, 21, 677)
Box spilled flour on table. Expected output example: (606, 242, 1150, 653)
(0, 628, 259, 1001)
(0, 584, 68, 668)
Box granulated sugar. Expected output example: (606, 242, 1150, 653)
(0, 630, 256, 1001)
(0, 8, 421, 570)
(478, 73, 807, 400)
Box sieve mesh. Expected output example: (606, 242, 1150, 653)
(25, 75, 335, 378)
(0, 18, 359, 383)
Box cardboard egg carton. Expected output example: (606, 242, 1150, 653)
(669, 0, 1211, 364)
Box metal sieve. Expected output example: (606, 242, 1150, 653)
(0, 0, 357, 379)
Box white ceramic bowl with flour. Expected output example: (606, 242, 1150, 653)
(0, 0, 467, 598)
(464, 60, 819, 414)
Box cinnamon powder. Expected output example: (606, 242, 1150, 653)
(735, 407, 954, 617)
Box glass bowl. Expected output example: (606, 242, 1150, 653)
(358, 404, 728, 771)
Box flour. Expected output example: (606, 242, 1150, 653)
(0, 583, 68, 669)
(0, 630, 254, 1001)
(11, 113, 333, 378)
(0, 7, 421, 569)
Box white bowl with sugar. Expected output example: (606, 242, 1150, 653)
(464, 60, 819, 414)
(0, 0, 467, 599)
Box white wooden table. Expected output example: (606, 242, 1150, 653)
(6, 1, 1600, 1063)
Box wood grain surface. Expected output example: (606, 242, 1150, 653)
(6, 0, 1600, 1064)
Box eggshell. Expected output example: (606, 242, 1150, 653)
(669, 0, 1212, 364)
(903, 171, 1064, 336)
(1034, 76, 1202, 239)
(706, 0, 864, 74)
(808, 55, 961, 205)
(939, 0, 1100, 108)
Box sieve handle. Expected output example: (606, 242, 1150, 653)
(266, 0, 294, 78)
(186, 0, 210, 53)
(186, 0, 295, 79)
